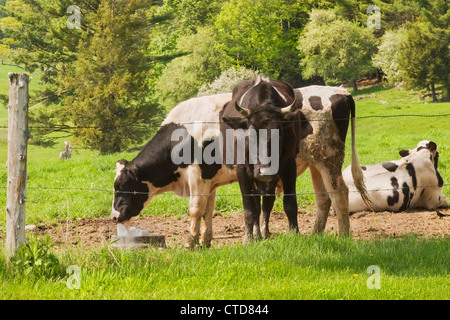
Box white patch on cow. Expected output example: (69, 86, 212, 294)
(111, 162, 126, 219)
(111, 205, 120, 220)
(115, 162, 125, 180)
(295, 87, 343, 164)
(273, 86, 287, 103)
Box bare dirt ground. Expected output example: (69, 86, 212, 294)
(20, 207, 450, 249)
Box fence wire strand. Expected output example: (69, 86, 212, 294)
(0, 112, 448, 200)
(0, 113, 450, 130)
(1, 183, 448, 198)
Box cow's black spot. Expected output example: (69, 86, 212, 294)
(132, 122, 187, 188)
(387, 177, 399, 206)
(299, 111, 313, 139)
(399, 150, 409, 157)
(309, 96, 323, 111)
(382, 162, 398, 172)
(294, 90, 303, 109)
(406, 163, 417, 190)
(200, 139, 222, 180)
(361, 166, 367, 171)
(399, 182, 411, 211)
(330, 94, 350, 142)
(420, 189, 425, 196)
(437, 171, 444, 188)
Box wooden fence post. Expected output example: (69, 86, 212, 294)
(6, 73, 29, 264)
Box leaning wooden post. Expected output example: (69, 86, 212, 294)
(6, 73, 29, 264)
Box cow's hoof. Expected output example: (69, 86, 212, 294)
(242, 234, 253, 245)
(184, 235, 199, 249)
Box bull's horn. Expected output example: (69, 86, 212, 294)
(235, 101, 250, 117)
(280, 100, 296, 114)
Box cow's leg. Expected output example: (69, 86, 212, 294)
(186, 194, 208, 248)
(186, 167, 210, 249)
(331, 175, 350, 236)
(315, 165, 350, 236)
(260, 179, 279, 239)
(201, 190, 216, 248)
(240, 189, 261, 245)
(280, 158, 299, 233)
(309, 165, 332, 233)
(242, 193, 261, 244)
(252, 195, 263, 239)
(261, 194, 276, 239)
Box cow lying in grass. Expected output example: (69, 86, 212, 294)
(343, 140, 447, 213)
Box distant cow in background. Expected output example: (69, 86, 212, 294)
(343, 140, 447, 212)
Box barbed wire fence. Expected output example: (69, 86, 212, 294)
(1, 113, 449, 200)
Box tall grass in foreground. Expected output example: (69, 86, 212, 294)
(1, 234, 449, 299)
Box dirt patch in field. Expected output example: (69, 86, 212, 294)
(21, 207, 450, 249)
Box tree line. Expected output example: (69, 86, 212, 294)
(0, 0, 448, 154)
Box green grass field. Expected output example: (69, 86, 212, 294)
(1, 234, 449, 299)
(0, 67, 449, 300)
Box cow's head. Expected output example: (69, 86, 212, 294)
(222, 79, 299, 182)
(111, 159, 152, 222)
(399, 140, 439, 169)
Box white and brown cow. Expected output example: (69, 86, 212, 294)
(343, 140, 447, 212)
(270, 85, 372, 236)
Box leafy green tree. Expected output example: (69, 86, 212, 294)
(214, 0, 302, 81)
(163, 0, 226, 33)
(298, 9, 377, 92)
(197, 66, 260, 96)
(372, 27, 407, 85)
(155, 27, 230, 110)
(397, 21, 449, 101)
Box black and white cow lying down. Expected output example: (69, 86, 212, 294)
(343, 140, 447, 213)
(111, 82, 370, 247)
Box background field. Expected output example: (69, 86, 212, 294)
(0, 67, 449, 300)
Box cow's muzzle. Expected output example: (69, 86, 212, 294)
(254, 166, 279, 182)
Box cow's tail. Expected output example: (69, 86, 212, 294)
(349, 95, 373, 210)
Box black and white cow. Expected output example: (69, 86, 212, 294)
(343, 140, 447, 213)
(221, 76, 301, 243)
(111, 93, 237, 248)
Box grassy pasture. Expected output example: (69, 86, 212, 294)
(0, 67, 449, 300)
(0, 234, 449, 300)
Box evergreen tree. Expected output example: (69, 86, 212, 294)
(58, 0, 161, 154)
(1, 0, 169, 153)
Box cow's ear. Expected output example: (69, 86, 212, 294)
(116, 159, 129, 171)
(283, 110, 300, 122)
(222, 116, 248, 129)
(126, 163, 140, 181)
(428, 141, 437, 151)
(399, 150, 409, 157)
